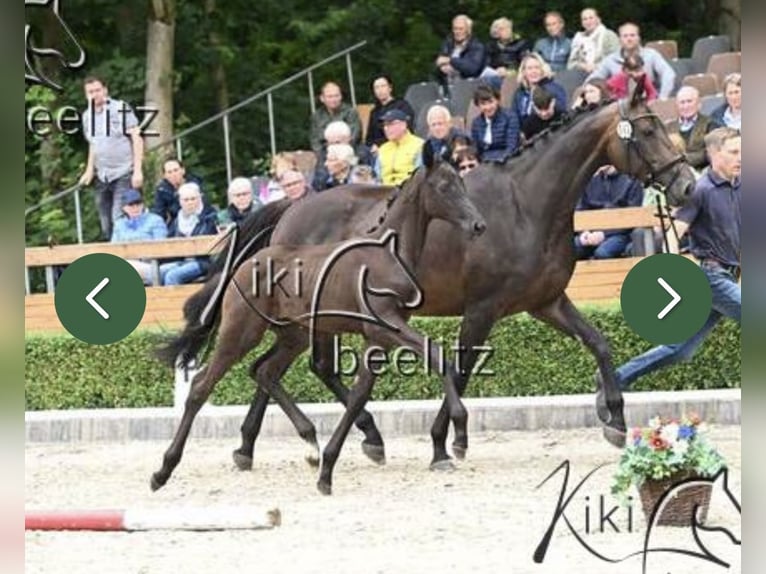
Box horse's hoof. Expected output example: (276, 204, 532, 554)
(150, 473, 166, 492)
(429, 458, 456, 472)
(603, 425, 627, 448)
(232, 450, 253, 471)
(317, 480, 332, 496)
(304, 445, 320, 469)
(361, 441, 386, 465)
(451, 444, 467, 461)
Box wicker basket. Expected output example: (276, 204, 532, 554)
(638, 471, 712, 526)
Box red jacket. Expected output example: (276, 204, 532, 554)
(606, 72, 658, 102)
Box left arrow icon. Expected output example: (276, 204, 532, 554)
(86, 277, 110, 319)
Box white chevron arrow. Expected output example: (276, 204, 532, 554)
(657, 277, 681, 320)
(85, 277, 110, 319)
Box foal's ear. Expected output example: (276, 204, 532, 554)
(422, 142, 436, 169)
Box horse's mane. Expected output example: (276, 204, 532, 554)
(365, 165, 428, 233)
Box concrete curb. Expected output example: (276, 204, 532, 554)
(25, 389, 740, 443)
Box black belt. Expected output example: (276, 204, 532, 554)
(700, 258, 740, 278)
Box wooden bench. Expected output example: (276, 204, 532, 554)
(24, 206, 666, 332)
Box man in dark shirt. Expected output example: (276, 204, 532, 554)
(603, 127, 741, 393)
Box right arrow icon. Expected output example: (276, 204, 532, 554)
(657, 277, 681, 320)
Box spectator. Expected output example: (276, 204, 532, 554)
(309, 82, 362, 155)
(481, 17, 530, 88)
(257, 153, 296, 204)
(587, 22, 676, 99)
(710, 73, 741, 131)
(365, 74, 415, 151)
(78, 75, 144, 240)
(151, 158, 205, 225)
(521, 86, 564, 141)
(279, 169, 314, 200)
(435, 14, 486, 93)
(110, 189, 167, 285)
(317, 120, 373, 169)
(375, 109, 424, 185)
(567, 8, 619, 74)
(605, 127, 740, 392)
(454, 145, 479, 176)
(668, 86, 715, 170)
(574, 165, 644, 260)
(217, 177, 262, 229)
(605, 50, 658, 102)
(571, 77, 610, 110)
(313, 143, 359, 191)
(510, 53, 567, 127)
(471, 83, 520, 161)
(449, 133, 473, 165)
(424, 104, 465, 162)
(160, 182, 218, 286)
(533, 11, 572, 73)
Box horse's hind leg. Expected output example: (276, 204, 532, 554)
(530, 294, 626, 447)
(310, 334, 386, 464)
(151, 308, 268, 491)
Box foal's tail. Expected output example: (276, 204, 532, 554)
(155, 199, 292, 368)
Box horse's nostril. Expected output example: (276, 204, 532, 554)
(474, 221, 487, 235)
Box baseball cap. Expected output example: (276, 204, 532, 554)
(380, 109, 409, 123)
(122, 189, 143, 205)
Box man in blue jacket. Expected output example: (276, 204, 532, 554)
(470, 83, 520, 161)
(435, 14, 486, 93)
(151, 158, 205, 225)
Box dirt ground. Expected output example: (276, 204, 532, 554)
(25, 426, 741, 574)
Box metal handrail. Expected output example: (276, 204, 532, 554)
(25, 40, 367, 242)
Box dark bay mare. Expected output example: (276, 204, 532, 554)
(154, 159, 486, 494)
(164, 88, 696, 475)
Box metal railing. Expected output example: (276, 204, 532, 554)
(25, 41, 367, 244)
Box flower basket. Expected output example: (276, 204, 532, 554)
(612, 413, 725, 528)
(637, 470, 712, 526)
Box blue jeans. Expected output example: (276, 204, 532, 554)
(94, 173, 133, 240)
(574, 234, 630, 260)
(616, 266, 741, 389)
(160, 259, 204, 286)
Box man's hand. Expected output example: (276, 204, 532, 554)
(131, 171, 144, 189)
(436, 55, 451, 67)
(79, 169, 93, 186)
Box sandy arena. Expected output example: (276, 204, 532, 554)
(26, 426, 741, 574)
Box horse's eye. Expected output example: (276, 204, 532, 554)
(643, 127, 655, 137)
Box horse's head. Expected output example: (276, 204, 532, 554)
(412, 154, 487, 239)
(605, 83, 696, 206)
(25, 0, 86, 91)
(361, 230, 423, 310)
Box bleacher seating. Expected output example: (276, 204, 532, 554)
(448, 77, 483, 119)
(682, 73, 721, 97)
(25, 207, 666, 332)
(645, 40, 678, 62)
(690, 35, 732, 74)
(669, 58, 695, 95)
(500, 74, 518, 108)
(553, 68, 588, 103)
(706, 52, 741, 87)
(648, 98, 678, 124)
(699, 93, 725, 117)
(356, 103, 374, 143)
(404, 81, 441, 122)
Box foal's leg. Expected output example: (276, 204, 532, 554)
(530, 294, 626, 447)
(429, 306, 497, 467)
(309, 334, 386, 464)
(151, 310, 267, 491)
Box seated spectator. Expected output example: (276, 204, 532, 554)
(571, 78, 610, 110)
(111, 189, 168, 285)
(279, 169, 314, 200)
(350, 164, 376, 184)
(710, 73, 741, 131)
(605, 51, 658, 102)
(481, 18, 531, 88)
(151, 158, 205, 225)
(435, 14, 486, 93)
(533, 11, 572, 73)
(567, 8, 620, 74)
(313, 143, 359, 191)
(574, 165, 644, 260)
(668, 86, 715, 170)
(257, 153, 296, 204)
(471, 83, 520, 161)
(449, 133, 473, 167)
(365, 75, 415, 151)
(510, 53, 567, 127)
(375, 109, 424, 185)
(309, 82, 362, 155)
(217, 177, 263, 229)
(160, 182, 218, 286)
(454, 145, 479, 176)
(424, 104, 465, 162)
(587, 22, 676, 99)
(521, 86, 564, 141)
(316, 120, 373, 169)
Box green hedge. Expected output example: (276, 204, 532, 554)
(25, 309, 740, 410)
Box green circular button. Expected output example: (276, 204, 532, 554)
(54, 253, 147, 344)
(621, 254, 712, 345)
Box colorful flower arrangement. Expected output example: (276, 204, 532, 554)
(612, 413, 726, 502)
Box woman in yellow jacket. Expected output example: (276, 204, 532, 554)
(375, 109, 424, 185)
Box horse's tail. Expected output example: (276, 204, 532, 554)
(155, 199, 292, 368)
